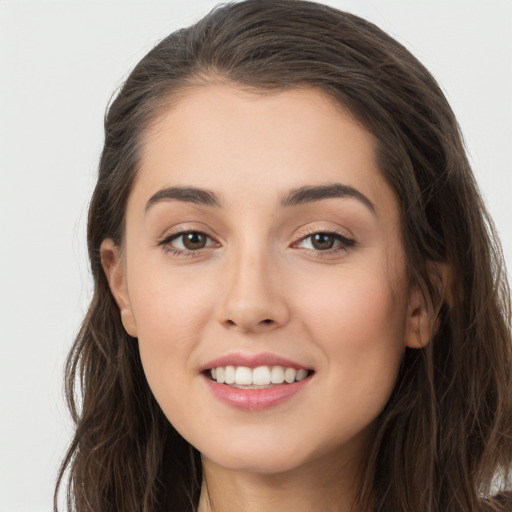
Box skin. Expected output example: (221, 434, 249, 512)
(102, 84, 433, 512)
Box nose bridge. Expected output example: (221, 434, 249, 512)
(218, 235, 289, 332)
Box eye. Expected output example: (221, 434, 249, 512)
(176, 232, 210, 250)
(295, 231, 355, 253)
(304, 233, 338, 250)
(158, 230, 216, 254)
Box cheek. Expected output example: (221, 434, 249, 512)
(133, 290, 213, 438)
(298, 265, 408, 401)
(126, 267, 215, 406)
(128, 259, 215, 342)
(301, 265, 407, 342)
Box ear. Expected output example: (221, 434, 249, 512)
(100, 239, 138, 337)
(404, 263, 450, 349)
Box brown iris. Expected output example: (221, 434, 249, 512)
(310, 233, 336, 250)
(182, 232, 208, 250)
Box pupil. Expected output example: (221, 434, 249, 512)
(184, 232, 206, 250)
(312, 233, 334, 250)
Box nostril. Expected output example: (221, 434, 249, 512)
(222, 317, 278, 330)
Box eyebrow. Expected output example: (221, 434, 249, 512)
(145, 183, 376, 214)
(280, 183, 376, 214)
(146, 186, 222, 212)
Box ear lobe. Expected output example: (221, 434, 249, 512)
(100, 239, 138, 337)
(404, 263, 451, 349)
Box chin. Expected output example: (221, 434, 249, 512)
(205, 448, 308, 475)
(195, 419, 376, 479)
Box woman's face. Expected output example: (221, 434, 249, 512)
(103, 84, 426, 476)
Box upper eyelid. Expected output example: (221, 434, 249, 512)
(296, 235, 354, 248)
(298, 231, 350, 241)
(158, 227, 217, 243)
(293, 226, 354, 242)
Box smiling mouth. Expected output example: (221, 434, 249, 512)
(206, 365, 314, 388)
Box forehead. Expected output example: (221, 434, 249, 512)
(143, 84, 369, 160)
(133, 83, 397, 220)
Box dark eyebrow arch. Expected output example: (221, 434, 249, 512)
(280, 183, 376, 214)
(146, 186, 221, 212)
(146, 183, 375, 214)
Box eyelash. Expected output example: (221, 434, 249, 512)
(157, 230, 216, 257)
(157, 229, 355, 258)
(293, 228, 356, 258)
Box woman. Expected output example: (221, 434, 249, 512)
(55, 1, 512, 510)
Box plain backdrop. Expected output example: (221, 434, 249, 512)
(0, 1, 511, 510)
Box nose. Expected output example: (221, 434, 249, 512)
(217, 248, 290, 333)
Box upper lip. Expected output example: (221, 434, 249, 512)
(200, 352, 312, 372)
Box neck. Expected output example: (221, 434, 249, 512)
(197, 449, 365, 512)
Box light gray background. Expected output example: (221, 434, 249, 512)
(0, 1, 510, 510)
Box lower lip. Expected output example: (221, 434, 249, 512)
(203, 374, 312, 411)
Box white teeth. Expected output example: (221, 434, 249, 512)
(296, 369, 308, 381)
(253, 366, 271, 385)
(235, 366, 252, 385)
(270, 366, 285, 384)
(209, 365, 310, 386)
(284, 368, 296, 383)
(224, 365, 235, 384)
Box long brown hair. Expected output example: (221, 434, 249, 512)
(55, 1, 512, 510)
